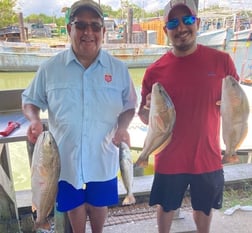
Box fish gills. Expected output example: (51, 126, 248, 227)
(31, 131, 60, 228)
(135, 82, 176, 167)
(221, 76, 250, 163)
(119, 142, 136, 205)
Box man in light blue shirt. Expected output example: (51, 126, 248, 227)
(22, 0, 137, 232)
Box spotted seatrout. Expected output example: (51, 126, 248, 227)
(135, 82, 176, 167)
(31, 131, 60, 229)
(119, 142, 136, 205)
(221, 76, 250, 163)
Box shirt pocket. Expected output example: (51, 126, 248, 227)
(46, 82, 82, 125)
(88, 85, 123, 124)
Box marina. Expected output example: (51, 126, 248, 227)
(0, 0, 252, 231)
(0, 41, 170, 71)
(1, 67, 252, 232)
(0, 14, 252, 231)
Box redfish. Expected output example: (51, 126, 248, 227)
(221, 76, 250, 163)
(119, 142, 136, 205)
(135, 82, 176, 167)
(31, 131, 60, 230)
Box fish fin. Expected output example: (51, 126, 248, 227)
(38, 165, 48, 177)
(152, 133, 172, 155)
(135, 133, 173, 168)
(122, 194, 136, 206)
(31, 204, 37, 213)
(134, 157, 149, 168)
(152, 115, 167, 133)
(222, 154, 239, 164)
(235, 127, 248, 151)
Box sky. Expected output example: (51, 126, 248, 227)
(15, 0, 251, 17)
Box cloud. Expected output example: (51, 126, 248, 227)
(15, 0, 252, 17)
(16, 0, 166, 17)
(15, 0, 75, 16)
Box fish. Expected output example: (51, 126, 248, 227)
(135, 82, 176, 167)
(119, 142, 136, 205)
(31, 130, 60, 230)
(221, 75, 250, 163)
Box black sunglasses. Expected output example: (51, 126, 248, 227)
(166, 15, 196, 30)
(71, 21, 103, 32)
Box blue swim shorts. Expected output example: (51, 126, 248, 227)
(56, 177, 118, 212)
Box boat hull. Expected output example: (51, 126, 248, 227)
(0, 42, 169, 71)
(231, 29, 252, 41)
(196, 28, 234, 49)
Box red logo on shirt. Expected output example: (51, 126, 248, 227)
(104, 74, 112, 82)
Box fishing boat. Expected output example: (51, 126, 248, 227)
(196, 12, 236, 49)
(196, 27, 234, 49)
(230, 13, 252, 41)
(231, 28, 252, 41)
(0, 41, 170, 72)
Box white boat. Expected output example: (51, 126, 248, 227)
(196, 28, 234, 49)
(0, 41, 170, 72)
(231, 28, 252, 41)
(230, 13, 252, 41)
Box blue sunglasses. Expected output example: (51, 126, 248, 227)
(166, 15, 196, 30)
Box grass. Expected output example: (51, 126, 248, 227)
(28, 36, 69, 46)
(223, 183, 252, 209)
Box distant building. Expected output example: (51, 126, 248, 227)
(30, 23, 51, 38)
(0, 26, 28, 42)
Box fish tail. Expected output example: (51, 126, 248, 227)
(135, 156, 149, 168)
(222, 153, 240, 164)
(122, 194, 136, 206)
(34, 218, 51, 231)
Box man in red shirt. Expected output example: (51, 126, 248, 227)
(138, 0, 239, 232)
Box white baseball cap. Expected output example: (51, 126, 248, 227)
(164, 0, 198, 22)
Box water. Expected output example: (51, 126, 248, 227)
(1, 42, 252, 90)
(1, 41, 251, 191)
(227, 41, 252, 79)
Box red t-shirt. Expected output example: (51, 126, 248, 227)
(140, 44, 239, 174)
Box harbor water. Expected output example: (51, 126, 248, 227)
(0, 41, 252, 191)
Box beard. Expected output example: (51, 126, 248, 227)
(171, 30, 197, 52)
(173, 39, 196, 51)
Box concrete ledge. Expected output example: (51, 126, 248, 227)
(17, 163, 252, 211)
(119, 163, 252, 197)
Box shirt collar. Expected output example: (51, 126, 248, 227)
(65, 47, 107, 68)
(65, 46, 77, 66)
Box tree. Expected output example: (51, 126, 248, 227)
(0, 0, 18, 28)
(25, 13, 55, 24)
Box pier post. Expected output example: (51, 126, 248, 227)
(0, 143, 21, 232)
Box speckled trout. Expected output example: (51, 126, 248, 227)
(135, 82, 176, 167)
(31, 131, 60, 229)
(119, 142, 136, 205)
(221, 76, 250, 163)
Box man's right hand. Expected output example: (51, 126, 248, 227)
(27, 120, 43, 144)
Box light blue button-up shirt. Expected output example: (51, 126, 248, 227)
(22, 47, 137, 189)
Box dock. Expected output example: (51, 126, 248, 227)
(15, 163, 252, 209)
(1, 88, 252, 233)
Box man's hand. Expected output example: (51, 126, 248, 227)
(27, 120, 43, 144)
(112, 128, 130, 147)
